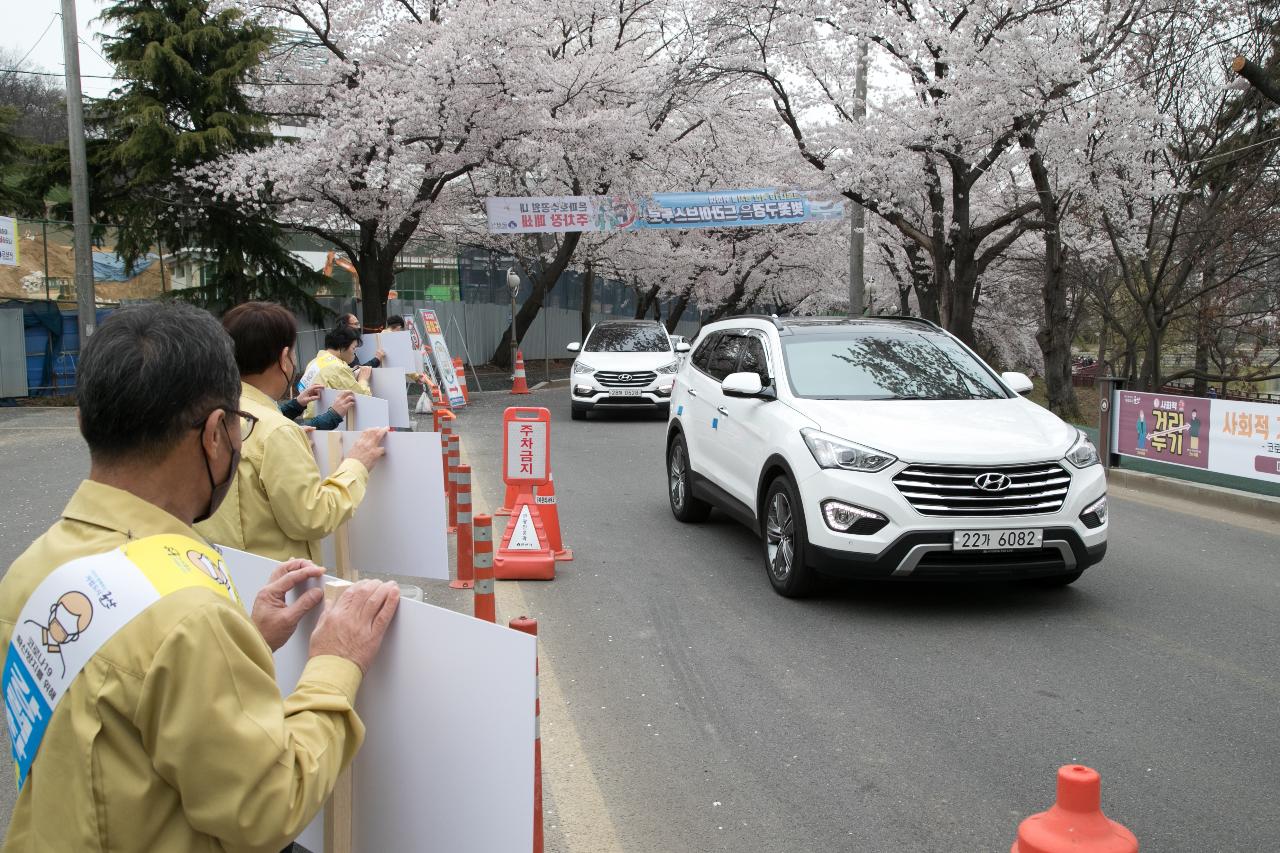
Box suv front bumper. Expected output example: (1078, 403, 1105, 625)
(796, 463, 1108, 580)
(571, 380, 673, 412)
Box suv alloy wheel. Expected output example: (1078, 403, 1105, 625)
(667, 434, 711, 522)
(762, 476, 815, 598)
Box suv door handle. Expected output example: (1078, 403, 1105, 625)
(717, 406, 729, 416)
(687, 389, 698, 397)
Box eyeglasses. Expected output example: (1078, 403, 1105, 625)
(193, 407, 259, 441)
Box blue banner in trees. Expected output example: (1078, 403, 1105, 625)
(486, 189, 845, 234)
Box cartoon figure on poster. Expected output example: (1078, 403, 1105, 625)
(25, 592, 93, 675)
(1189, 409, 1201, 452)
(1136, 410, 1147, 450)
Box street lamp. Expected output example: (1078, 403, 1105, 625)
(506, 267, 521, 374)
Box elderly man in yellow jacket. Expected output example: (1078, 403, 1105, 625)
(197, 302, 387, 563)
(297, 325, 372, 420)
(0, 302, 400, 852)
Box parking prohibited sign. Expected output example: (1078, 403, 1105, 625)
(503, 407, 551, 486)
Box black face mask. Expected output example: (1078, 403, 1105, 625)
(195, 418, 239, 524)
(280, 354, 297, 402)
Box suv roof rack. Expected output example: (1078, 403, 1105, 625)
(729, 313, 787, 330)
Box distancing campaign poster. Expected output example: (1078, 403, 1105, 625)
(418, 309, 466, 408)
(1115, 390, 1280, 481)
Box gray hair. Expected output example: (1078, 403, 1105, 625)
(77, 302, 240, 461)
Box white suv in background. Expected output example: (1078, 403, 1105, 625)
(569, 320, 690, 420)
(665, 316, 1108, 597)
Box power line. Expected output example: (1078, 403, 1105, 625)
(13, 14, 59, 68)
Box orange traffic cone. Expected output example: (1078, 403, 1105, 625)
(508, 616, 543, 853)
(473, 514, 496, 623)
(511, 351, 531, 395)
(535, 474, 572, 561)
(1011, 765, 1138, 853)
(497, 482, 533, 516)
(454, 357, 471, 403)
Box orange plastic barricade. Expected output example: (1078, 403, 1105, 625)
(494, 494, 555, 581)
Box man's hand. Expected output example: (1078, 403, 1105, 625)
(375, 348, 387, 363)
(330, 390, 356, 417)
(356, 365, 373, 383)
(346, 426, 389, 471)
(308, 580, 400, 673)
(296, 383, 324, 406)
(252, 560, 326, 652)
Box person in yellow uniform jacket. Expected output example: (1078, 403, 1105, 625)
(297, 325, 372, 420)
(197, 302, 388, 564)
(0, 302, 401, 852)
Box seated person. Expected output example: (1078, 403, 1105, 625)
(298, 326, 373, 419)
(279, 384, 355, 430)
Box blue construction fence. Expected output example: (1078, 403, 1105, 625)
(0, 300, 114, 398)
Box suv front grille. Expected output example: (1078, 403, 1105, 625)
(595, 370, 656, 388)
(893, 462, 1071, 516)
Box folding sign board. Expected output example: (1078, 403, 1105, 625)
(355, 330, 420, 374)
(319, 388, 390, 431)
(309, 431, 449, 580)
(368, 367, 412, 429)
(503, 407, 551, 487)
(418, 309, 466, 407)
(217, 546, 537, 853)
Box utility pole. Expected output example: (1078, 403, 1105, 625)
(848, 39, 868, 317)
(60, 0, 96, 345)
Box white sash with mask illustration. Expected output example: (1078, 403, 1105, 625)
(3, 535, 239, 789)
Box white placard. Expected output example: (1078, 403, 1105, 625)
(368, 368, 412, 429)
(355, 330, 419, 374)
(418, 309, 466, 407)
(218, 547, 536, 853)
(310, 431, 449, 580)
(319, 389, 390, 431)
(0, 217, 17, 266)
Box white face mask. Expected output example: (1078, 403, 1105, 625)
(51, 603, 81, 639)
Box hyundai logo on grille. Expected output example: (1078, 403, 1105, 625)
(619, 373, 633, 381)
(974, 472, 1012, 492)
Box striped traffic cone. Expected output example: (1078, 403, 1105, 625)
(447, 433, 461, 533)
(536, 475, 572, 562)
(508, 616, 543, 853)
(450, 465, 474, 589)
(511, 351, 531, 395)
(473, 515, 496, 623)
(453, 357, 471, 403)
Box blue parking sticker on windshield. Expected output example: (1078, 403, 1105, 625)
(711, 417, 719, 430)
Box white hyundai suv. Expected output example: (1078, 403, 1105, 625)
(569, 320, 690, 420)
(665, 316, 1108, 597)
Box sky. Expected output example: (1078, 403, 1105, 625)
(5, 0, 119, 99)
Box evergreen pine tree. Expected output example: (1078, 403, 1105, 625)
(88, 0, 328, 317)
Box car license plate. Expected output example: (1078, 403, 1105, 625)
(953, 529, 1042, 551)
(611, 389, 643, 397)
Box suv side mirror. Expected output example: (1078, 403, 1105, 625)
(675, 341, 691, 353)
(566, 342, 581, 353)
(723, 371, 774, 399)
(1001, 371, 1034, 395)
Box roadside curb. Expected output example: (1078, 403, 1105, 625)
(1107, 467, 1280, 523)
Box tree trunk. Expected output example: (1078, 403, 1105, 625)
(1021, 133, 1080, 422)
(490, 231, 582, 368)
(665, 282, 695, 332)
(580, 262, 595, 340)
(634, 281, 660, 319)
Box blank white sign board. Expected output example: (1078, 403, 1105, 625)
(309, 431, 449, 580)
(318, 388, 390, 431)
(218, 547, 537, 853)
(368, 367, 412, 429)
(355, 330, 419, 374)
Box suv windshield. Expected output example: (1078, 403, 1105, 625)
(584, 324, 671, 353)
(781, 331, 1009, 400)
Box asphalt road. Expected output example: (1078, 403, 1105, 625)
(1, 397, 1277, 851)
(455, 388, 1280, 853)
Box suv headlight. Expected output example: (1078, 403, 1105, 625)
(800, 429, 897, 473)
(572, 361, 595, 375)
(1065, 430, 1100, 468)
(656, 361, 678, 374)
